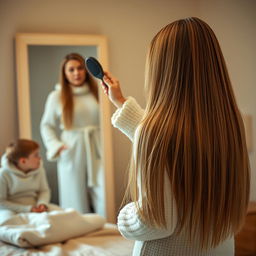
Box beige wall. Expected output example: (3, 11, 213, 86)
(0, 0, 255, 215)
(198, 0, 256, 200)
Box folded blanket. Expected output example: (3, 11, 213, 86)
(0, 209, 105, 248)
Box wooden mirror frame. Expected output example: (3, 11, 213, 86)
(15, 33, 115, 222)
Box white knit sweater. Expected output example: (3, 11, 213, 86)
(0, 154, 50, 213)
(40, 83, 99, 161)
(111, 97, 234, 256)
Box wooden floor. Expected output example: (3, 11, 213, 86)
(235, 202, 256, 256)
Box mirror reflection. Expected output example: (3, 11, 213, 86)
(27, 46, 104, 215)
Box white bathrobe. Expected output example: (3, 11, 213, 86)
(0, 154, 60, 224)
(40, 84, 104, 214)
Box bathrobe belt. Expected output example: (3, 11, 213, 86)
(63, 125, 102, 187)
(82, 126, 102, 187)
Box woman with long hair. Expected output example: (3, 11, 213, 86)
(102, 17, 250, 255)
(40, 53, 102, 214)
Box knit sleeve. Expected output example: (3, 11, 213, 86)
(0, 173, 31, 213)
(117, 203, 174, 241)
(111, 97, 144, 141)
(40, 91, 64, 161)
(113, 97, 178, 240)
(117, 172, 178, 241)
(36, 165, 51, 206)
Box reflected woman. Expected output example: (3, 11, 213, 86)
(40, 53, 102, 214)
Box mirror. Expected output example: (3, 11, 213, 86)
(15, 33, 115, 222)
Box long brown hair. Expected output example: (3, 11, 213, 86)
(6, 139, 39, 166)
(60, 53, 99, 129)
(128, 17, 250, 249)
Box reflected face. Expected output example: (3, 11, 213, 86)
(64, 60, 86, 87)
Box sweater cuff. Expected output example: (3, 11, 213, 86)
(117, 202, 146, 239)
(111, 97, 144, 141)
(36, 200, 49, 207)
(37, 199, 49, 206)
(18, 205, 32, 213)
(46, 141, 64, 162)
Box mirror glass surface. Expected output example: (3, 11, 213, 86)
(28, 45, 97, 204)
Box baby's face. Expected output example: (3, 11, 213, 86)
(23, 148, 41, 171)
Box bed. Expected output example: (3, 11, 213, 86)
(0, 210, 134, 256)
(0, 224, 134, 256)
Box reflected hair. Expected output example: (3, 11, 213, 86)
(6, 139, 39, 166)
(60, 53, 99, 129)
(127, 17, 250, 249)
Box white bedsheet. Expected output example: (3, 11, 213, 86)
(0, 209, 105, 248)
(0, 224, 134, 256)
